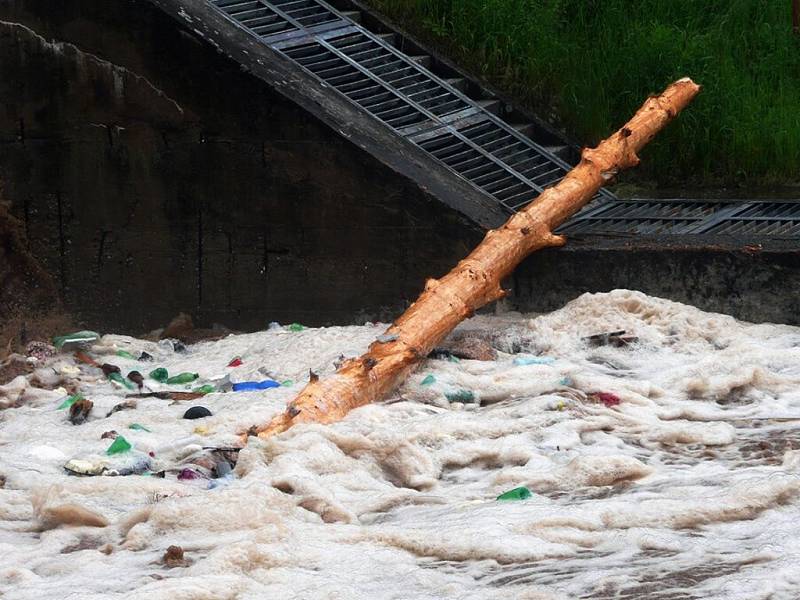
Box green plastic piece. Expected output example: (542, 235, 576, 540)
(421, 374, 436, 386)
(193, 384, 215, 394)
(116, 350, 136, 360)
(57, 393, 84, 410)
(52, 330, 100, 350)
(496, 486, 532, 501)
(448, 355, 461, 363)
(149, 368, 169, 383)
(106, 436, 132, 455)
(445, 389, 475, 403)
(288, 323, 304, 332)
(108, 371, 135, 389)
(281, 380, 293, 387)
(166, 372, 199, 385)
(128, 423, 151, 432)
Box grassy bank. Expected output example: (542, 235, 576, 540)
(364, 0, 800, 186)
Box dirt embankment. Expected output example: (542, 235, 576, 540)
(0, 193, 72, 356)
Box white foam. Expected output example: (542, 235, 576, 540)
(1, 290, 800, 598)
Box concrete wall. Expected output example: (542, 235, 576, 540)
(1, 0, 797, 338)
(0, 0, 481, 333)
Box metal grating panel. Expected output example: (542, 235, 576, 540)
(206, 0, 613, 215)
(559, 199, 800, 238)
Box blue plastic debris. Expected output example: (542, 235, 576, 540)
(232, 380, 281, 392)
(513, 356, 555, 366)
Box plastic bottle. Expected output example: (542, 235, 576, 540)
(149, 368, 169, 383)
(288, 323, 304, 332)
(421, 374, 436, 386)
(58, 393, 84, 410)
(193, 384, 216, 394)
(166, 372, 199, 385)
(496, 486, 532, 501)
(108, 372, 135, 390)
(106, 435, 132, 455)
(52, 330, 100, 350)
(116, 350, 136, 360)
(128, 423, 151, 432)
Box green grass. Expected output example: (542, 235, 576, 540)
(364, 0, 800, 186)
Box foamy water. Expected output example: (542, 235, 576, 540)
(2, 290, 800, 599)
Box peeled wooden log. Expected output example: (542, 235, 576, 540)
(252, 78, 701, 439)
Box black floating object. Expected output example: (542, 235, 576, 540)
(139, 352, 154, 362)
(173, 341, 187, 353)
(101, 363, 121, 377)
(183, 406, 212, 420)
(128, 370, 144, 389)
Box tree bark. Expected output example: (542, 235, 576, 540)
(251, 77, 701, 440)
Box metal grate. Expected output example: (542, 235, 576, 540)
(206, 0, 613, 215)
(559, 199, 800, 238)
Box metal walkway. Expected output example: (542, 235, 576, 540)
(205, 0, 800, 239)
(208, 0, 614, 213)
(558, 199, 800, 237)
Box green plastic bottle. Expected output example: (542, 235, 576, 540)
(193, 384, 215, 394)
(128, 423, 151, 432)
(52, 330, 100, 350)
(149, 368, 169, 383)
(288, 323, 304, 332)
(421, 374, 436, 386)
(281, 380, 293, 387)
(58, 393, 84, 410)
(108, 371, 135, 390)
(116, 349, 136, 360)
(167, 372, 199, 385)
(106, 435, 132, 455)
(496, 486, 532, 501)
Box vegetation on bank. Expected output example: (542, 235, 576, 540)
(364, 0, 800, 186)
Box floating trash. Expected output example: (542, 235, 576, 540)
(496, 486, 532, 501)
(513, 355, 555, 366)
(106, 435, 132, 455)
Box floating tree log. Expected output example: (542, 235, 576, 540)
(252, 77, 700, 440)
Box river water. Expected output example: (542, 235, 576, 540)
(1, 290, 799, 599)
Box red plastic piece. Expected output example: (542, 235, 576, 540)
(593, 392, 621, 407)
(228, 357, 243, 368)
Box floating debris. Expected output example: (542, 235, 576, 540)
(106, 436, 132, 455)
(583, 330, 638, 347)
(166, 372, 199, 385)
(421, 374, 436, 386)
(183, 406, 212, 420)
(513, 355, 555, 366)
(445, 389, 476, 403)
(149, 368, 169, 383)
(496, 486, 532, 501)
(68, 399, 93, 425)
(106, 399, 137, 417)
(53, 331, 100, 350)
(128, 423, 151, 432)
(58, 393, 84, 410)
(232, 380, 280, 392)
